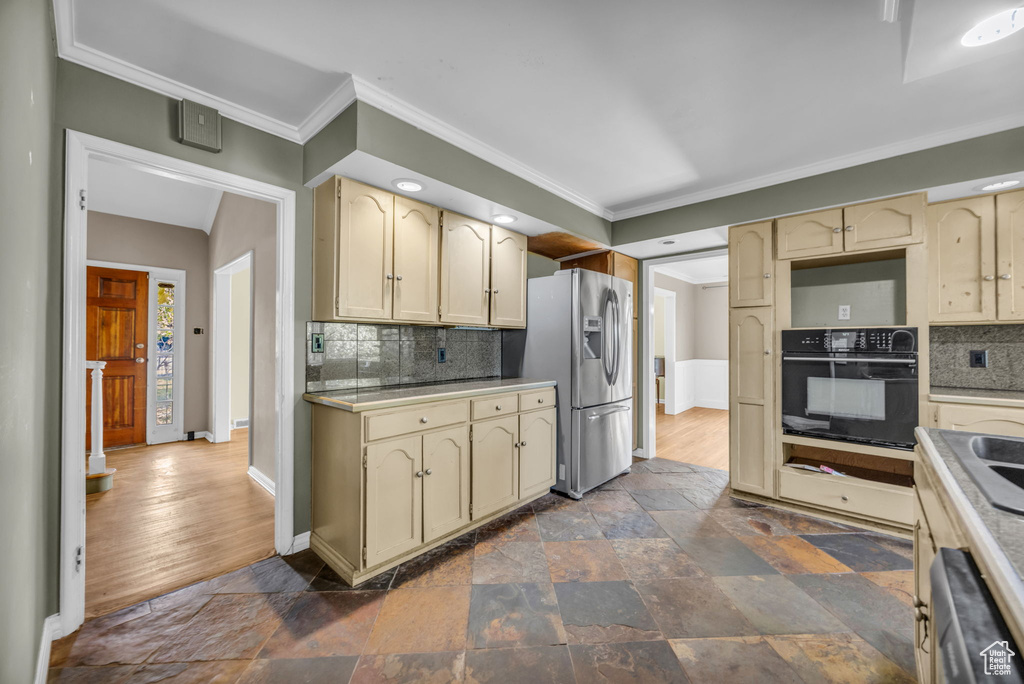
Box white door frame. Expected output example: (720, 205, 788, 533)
(85, 260, 187, 445)
(641, 249, 728, 461)
(61, 130, 296, 637)
(653, 287, 677, 415)
(211, 251, 253, 445)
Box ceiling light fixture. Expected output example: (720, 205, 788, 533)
(961, 8, 1023, 47)
(492, 214, 517, 224)
(393, 179, 424, 192)
(659, 239, 676, 245)
(980, 180, 1021, 192)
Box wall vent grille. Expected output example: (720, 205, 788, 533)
(178, 99, 222, 153)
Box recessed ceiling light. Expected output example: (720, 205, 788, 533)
(492, 214, 517, 224)
(961, 8, 1023, 47)
(980, 180, 1021, 192)
(659, 239, 676, 245)
(393, 179, 424, 192)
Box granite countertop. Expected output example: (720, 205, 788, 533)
(303, 377, 556, 412)
(916, 427, 1024, 628)
(929, 386, 1024, 408)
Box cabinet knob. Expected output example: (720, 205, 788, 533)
(913, 596, 925, 609)
(840, 495, 849, 502)
(493, 289, 500, 294)
(425, 468, 432, 475)
(764, 349, 771, 356)
(763, 273, 771, 279)
(396, 275, 403, 281)
(485, 288, 491, 293)
(416, 471, 424, 478)
(496, 405, 502, 410)
(832, 227, 842, 234)
(1001, 274, 1012, 280)
(845, 225, 854, 232)
(420, 417, 429, 424)
(520, 441, 527, 447)
(386, 273, 394, 280)
(537, 398, 544, 403)
(985, 275, 996, 281)
(915, 606, 927, 622)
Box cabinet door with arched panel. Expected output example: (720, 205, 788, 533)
(729, 221, 774, 307)
(997, 188, 1024, 321)
(471, 415, 519, 519)
(365, 435, 422, 567)
(729, 307, 773, 496)
(490, 225, 527, 328)
(440, 212, 491, 326)
(422, 426, 470, 543)
(393, 196, 439, 323)
(928, 196, 996, 323)
(519, 408, 557, 499)
(336, 179, 394, 320)
(776, 209, 843, 260)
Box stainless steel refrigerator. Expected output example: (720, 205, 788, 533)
(503, 269, 633, 498)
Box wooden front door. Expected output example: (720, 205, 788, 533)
(86, 266, 149, 448)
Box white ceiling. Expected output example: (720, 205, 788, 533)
(58, 0, 1024, 224)
(88, 158, 223, 232)
(616, 225, 729, 260)
(654, 255, 730, 285)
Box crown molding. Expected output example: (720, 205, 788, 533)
(609, 109, 1024, 222)
(349, 76, 613, 220)
(296, 78, 357, 141)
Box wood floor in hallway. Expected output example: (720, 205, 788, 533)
(85, 429, 275, 618)
(654, 404, 729, 471)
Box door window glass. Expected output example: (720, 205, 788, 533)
(155, 282, 175, 425)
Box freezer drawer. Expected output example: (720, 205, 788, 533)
(571, 400, 632, 496)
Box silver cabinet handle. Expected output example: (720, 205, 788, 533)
(763, 273, 771, 279)
(386, 274, 394, 280)
(841, 495, 849, 502)
(416, 471, 424, 478)
(985, 275, 996, 281)
(135, 357, 146, 363)
(845, 225, 854, 232)
(1001, 274, 1012, 280)
(420, 417, 429, 424)
(832, 227, 842, 233)
(425, 468, 432, 475)
(396, 275, 403, 281)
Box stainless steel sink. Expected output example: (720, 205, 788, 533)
(936, 431, 1024, 515)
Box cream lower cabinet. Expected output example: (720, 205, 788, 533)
(310, 386, 556, 586)
(934, 402, 1024, 438)
(729, 306, 774, 496)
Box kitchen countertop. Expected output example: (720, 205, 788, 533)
(929, 386, 1024, 409)
(916, 427, 1024, 628)
(303, 377, 556, 412)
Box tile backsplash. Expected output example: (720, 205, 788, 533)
(306, 323, 501, 392)
(930, 324, 1024, 392)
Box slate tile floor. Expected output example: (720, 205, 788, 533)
(50, 458, 917, 683)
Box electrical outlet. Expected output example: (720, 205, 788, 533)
(970, 350, 988, 368)
(311, 333, 324, 354)
(838, 305, 851, 321)
(438, 347, 447, 363)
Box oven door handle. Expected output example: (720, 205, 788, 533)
(782, 356, 916, 365)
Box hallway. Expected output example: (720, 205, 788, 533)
(86, 429, 275, 618)
(654, 405, 729, 471)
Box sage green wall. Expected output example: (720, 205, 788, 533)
(302, 102, 357, 186)
(54, 62, 314, 535)
(0, 0, 57, 679)
(613, 126, 1024, 245)
(791, 259, 907, 328)
(527, 252, 559, 279)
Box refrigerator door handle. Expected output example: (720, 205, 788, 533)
(610, 290, 621, 386)
(587, 405, 630, 420)
(601, 289, 614, 384)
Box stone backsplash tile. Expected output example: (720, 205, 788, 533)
(930, 324, 1024, 392)
(306, 322, 501, 392)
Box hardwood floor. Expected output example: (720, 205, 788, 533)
(85, 429, 275, 618)
(654, 404, 729, 471)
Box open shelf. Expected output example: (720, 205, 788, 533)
(782, 441, 914, 488)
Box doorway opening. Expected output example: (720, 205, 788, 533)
(642, 249, 729, 470)
(60, 131, 296, 634)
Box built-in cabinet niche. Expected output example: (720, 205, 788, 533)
(789, 256, 907, 328)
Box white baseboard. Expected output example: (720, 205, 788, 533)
(290, 531, 311, 554)
(35, 614, 61, 684)
(247, 466, 275, 496)
(632, 448, 647, 459)
(673, 359, 728, 413)
(182, 431, 214, 442)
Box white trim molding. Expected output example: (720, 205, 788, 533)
(61, 130, 296, 637)
(290, 531, 311, 554)
(35, 614, 61, 684)
(247, 465, 275, 497)
(212, 251, 253, 444)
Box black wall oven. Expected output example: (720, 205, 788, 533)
(781, 328, 919, 450)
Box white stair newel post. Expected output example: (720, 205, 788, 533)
(86, 360, 107, 475)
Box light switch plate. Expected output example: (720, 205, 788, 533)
(970, 350, 988, 368)
(838, 305, 851, 320)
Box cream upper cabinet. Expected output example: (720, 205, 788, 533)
(364, 435, 422, 567)
(422, 426, 470, 543)
(928, 196, 996, 323)
(471, 415, 519, 519)
(441, 212, 492, 326)
(935, 403, 1024, 438)
(393, 196, 440, 323)
(518, 408, 556, 499)
(729, 307, 773, 496)
(776, 209, 843, 260)
(729, 221, 773, 307)
(997, 189, 1024, 321)
(489, 225, 527, 328)
(335, 179, 395, 320)
(843, 193, 925, 252)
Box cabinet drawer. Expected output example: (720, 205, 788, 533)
(471, 393, 519, 421)
(519, 388, 555, 412)
(364, 401, 468, 442)
(779, 469, 913, 526)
